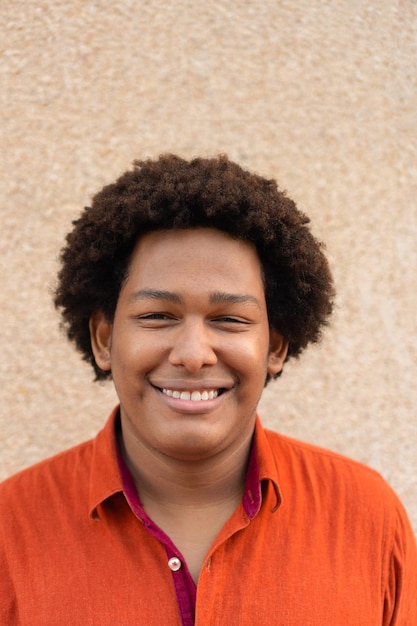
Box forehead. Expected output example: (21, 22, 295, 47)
(125, 228, 265, 292)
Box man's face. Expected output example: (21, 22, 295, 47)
(91, 228, 287, 462)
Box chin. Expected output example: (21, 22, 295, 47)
(160, 429, 227, 462)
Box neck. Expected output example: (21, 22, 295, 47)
(119, 424, 253, 509)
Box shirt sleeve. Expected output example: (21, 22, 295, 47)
(383, 490, 417, 625)
(0, 506, 17, 624)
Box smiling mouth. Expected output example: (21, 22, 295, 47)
(161, 388, 224, 401)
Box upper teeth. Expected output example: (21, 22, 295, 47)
(162, 389, 219, 401)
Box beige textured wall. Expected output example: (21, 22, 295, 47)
(1, 1, 416, 533)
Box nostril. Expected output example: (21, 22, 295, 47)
(168, 338, 218, 370)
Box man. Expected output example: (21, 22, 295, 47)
(1, 155, 416, 625)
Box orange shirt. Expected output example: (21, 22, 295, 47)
(1, 407, 416, 625)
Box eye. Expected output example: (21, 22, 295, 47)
(140, 313, 171, 320)
(216, 316, 241, 323)
(133, 312, 177, 327)
(211, 316, 251, 331)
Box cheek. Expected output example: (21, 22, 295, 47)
(111, 330, 167, 380)
(109, 332, 139, 376)
(224, 334, 270, 372)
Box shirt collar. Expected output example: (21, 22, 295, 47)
(88, 406, 124, 519)
(88, 408, 282, 519)
(254, 415, 282, 512)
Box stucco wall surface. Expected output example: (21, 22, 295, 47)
(1, 1, 416, 533)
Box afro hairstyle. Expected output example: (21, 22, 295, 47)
(54, 154, 335, 381)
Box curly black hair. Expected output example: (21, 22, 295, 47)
(54, 154, 335, 381)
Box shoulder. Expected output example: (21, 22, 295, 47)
(0, 438, 94, 515)
(265, 427, 384, 477)
(263, 427, 417, 559)
(263, 427, 404, 519)
(1, 437, 94, 484)
(261, 428, 417, 620)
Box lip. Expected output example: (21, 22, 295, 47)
(150, 379, 235, 392)
(162, 388, 220, 401)
(157, 390, 229, 414)
(150, 380, 234, 414)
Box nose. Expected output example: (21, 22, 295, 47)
(168, 319, 218, 373)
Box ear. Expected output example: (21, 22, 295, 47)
(267, 329, 289, 376)
(89, 311, 113, 372)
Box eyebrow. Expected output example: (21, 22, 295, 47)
(209, 291, 261, 308)
(129, 289, 261, 308)
(129, 289, 183, 304)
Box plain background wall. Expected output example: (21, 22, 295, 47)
(1, 1, 416, 533)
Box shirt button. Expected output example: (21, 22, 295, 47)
(168, 557, 182, 572)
